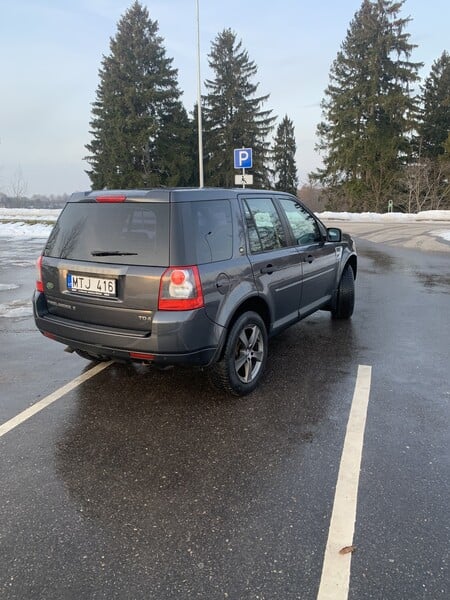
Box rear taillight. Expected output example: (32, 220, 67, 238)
(36, 255, 44, 292)
(42, 331, 56, 340)
(158, 266, 204, 311)
(95, 195, 126, 203)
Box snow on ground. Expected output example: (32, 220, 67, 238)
(0, 208, 450, 241)
(0, 208, 59, 239)
(319, 210, 450, 222)
(431, 230, 450, 242)
(0, 207, 449, 320)
(3, 208, 450, 241)
(0, 221, 54, 239)
(320, 211, 450, 243)
(0, 208, 60, 222)
(0, 299, 33, 319)
(319, 210, 450, 243)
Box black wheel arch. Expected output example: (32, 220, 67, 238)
(215, 295, 271, 362)
(345, 254, 357, 280)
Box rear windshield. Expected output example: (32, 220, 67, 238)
(44, 203, 169, 266)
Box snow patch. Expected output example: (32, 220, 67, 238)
(0, 283, 20, 291)
(431, 230, 450, 242)
(0, 298, 33, 318)
(317, 210, 450, 222)
(0, 208, 449, 243)
(0, 221, 53, 239)
(0, 208, 60, 222)
(318, 210, 450, 244)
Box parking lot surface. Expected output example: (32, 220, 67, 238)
(0, 232, 449, 599)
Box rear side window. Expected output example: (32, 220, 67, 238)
(171, 200, 233, 264)
(243, 197, 287, 253)
(44, 203, 170, 266)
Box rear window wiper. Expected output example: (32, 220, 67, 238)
(91, 250, 138, 256)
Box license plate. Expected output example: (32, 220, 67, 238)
(67, 274, 117, 297)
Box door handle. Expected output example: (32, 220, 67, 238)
(260, 264, 276, 274)
(304, 255, 315, 264)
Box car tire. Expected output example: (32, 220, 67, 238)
(331, 266, 355, 319)
(209, 311, 268, 396)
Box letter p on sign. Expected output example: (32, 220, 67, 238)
(234, 148, 253, 169)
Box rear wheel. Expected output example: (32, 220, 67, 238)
(209, 311, 268, 396)
(331, 266, 355, 319)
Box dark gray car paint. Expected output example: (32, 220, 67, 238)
(34, 188, 356, 367)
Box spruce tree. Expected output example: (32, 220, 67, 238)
(273, 115, 298, 195)
(419, 51, 450, 158)
(314, 0, 421, 211)
(203, 29, 275, 188)
(85, 1, 193, 189)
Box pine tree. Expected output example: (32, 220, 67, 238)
(85, 1, 193, 189)
(314, 0, 421, 211)
(273, 115, 298, 195)
(419, 51, 450, 158)
(203, 29, 276, 188)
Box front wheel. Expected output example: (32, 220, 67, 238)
(209, 311, 268, 396)
(331, 266, 355, 319)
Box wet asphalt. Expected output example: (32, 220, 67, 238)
(0, 237, 449, 599)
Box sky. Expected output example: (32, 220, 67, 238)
(0, 0, 449, 197)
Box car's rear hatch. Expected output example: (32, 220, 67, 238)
(40, 194, 170, 333)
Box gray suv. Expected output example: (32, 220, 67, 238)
(33, 188, 357, 395)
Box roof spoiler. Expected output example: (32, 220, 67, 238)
(69, 191, 92, 202)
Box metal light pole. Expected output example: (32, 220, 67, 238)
(196, 0, 204, 188)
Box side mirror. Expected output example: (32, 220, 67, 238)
(327, 227, 342, 242)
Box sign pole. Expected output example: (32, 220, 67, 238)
(196, 0, 204, 188)
(242, 168, 246, 189)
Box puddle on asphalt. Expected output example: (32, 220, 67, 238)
(413, 271, 450, 292)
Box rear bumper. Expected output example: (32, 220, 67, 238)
(33, 292, 225, 367)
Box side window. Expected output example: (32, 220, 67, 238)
(243, 197, 287, 253)
(194, 200, 233, 263)
(278, 198, 322, 245)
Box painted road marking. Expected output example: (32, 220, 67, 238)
(317, 364, 372, 600)
(0, 362, 112, 439)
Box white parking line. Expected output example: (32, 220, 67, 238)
(0, 362, 112, 439)
(317, 364, 372, 600)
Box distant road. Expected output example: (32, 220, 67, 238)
(324, 219, 450, 253)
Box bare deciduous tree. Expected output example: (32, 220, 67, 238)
(10, 166, 28, 201)
(403, 157, 450, 212)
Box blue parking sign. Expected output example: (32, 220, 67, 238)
(234, 148, 253, 169)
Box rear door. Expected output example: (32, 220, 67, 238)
(41, 201, 170, 332)
(241, 195, 303, 333)
(276, 197, 338, 315)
